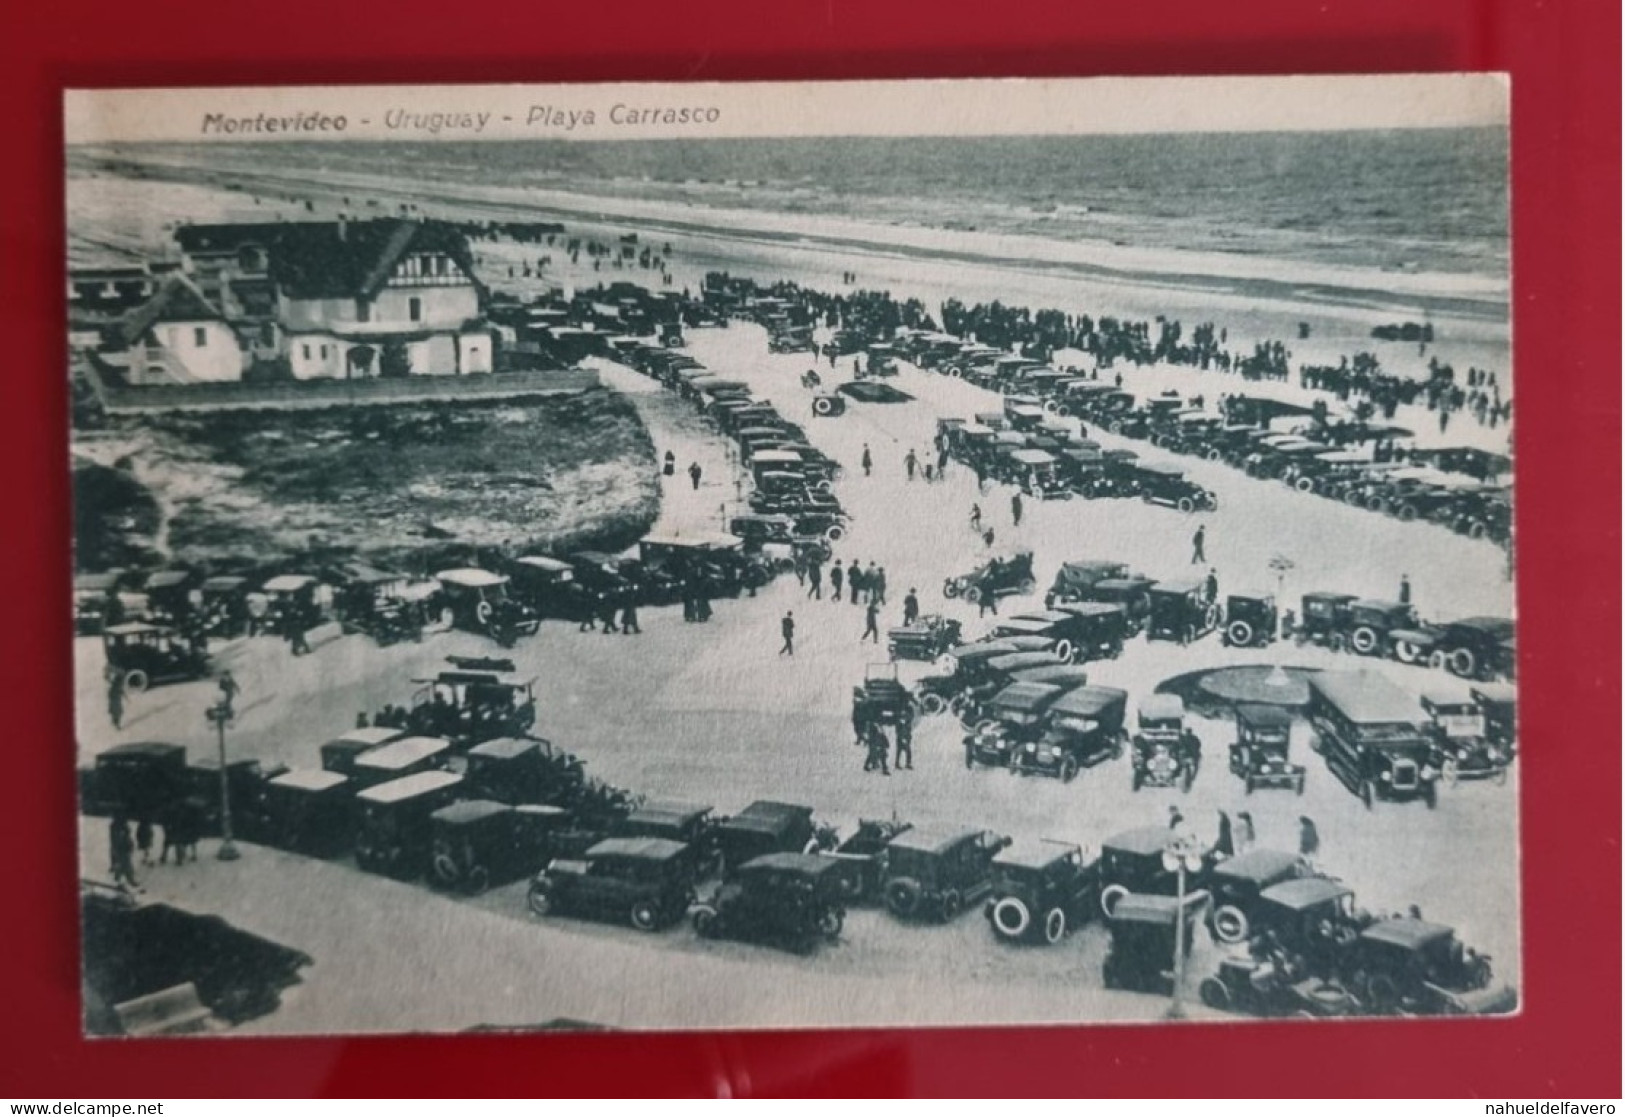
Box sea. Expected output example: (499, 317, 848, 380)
(96, 129, 1509, 278)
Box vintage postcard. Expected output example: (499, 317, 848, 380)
(66, 75, 1517, 1036)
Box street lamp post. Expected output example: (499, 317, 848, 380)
(206, 700, 240, 862)
(1161, 832, 1205, 1020)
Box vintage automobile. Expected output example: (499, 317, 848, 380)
(1307, 671, 1441, 808)
(1081, 576, 1156, 635)
(1421, 687, 1514, 785)
(463, 735, 583, 806)
(433, 568, 540, 645)
(910, 637, 1054, 718)
(82, 742, 189, 819)
(1293, 591, 1359, 649)
(994, 610, 1105, 664)
(1146, 580, 1220, 644)
(1340, 598, 1420, 657)
(331, 564, 436, 646)
(881, 826, 1013, 922)
(768, 324, 816, 353)
(1387, 615, 1516, 679)
(1473, 681, 1517, 754)
(984, 840, 1099, 945)
(198, 575, 253, 638)
(1343, 917, 1517, 1016)
(81, 883, 312, 1033)
(1100, 892, 1209, 995)
(963, 680, 1078, 771)
(1013, 685, 1130, 781)
(713, 800, 825, 874)
(429, 800, 571, 894)
(507, 555, 592, 622)
(350, 735, 454, 790)
(690, 853, 848, 951)
(380, 669, 538, 749)
(261, 768, 355, 858)
(1203, 848, 1311, 944)
(886, 613, 963, 661)
(257, 574, 326, 636)
(74, 571, 127, 635)
(141, 569, 200, 626)
(819, 817, 914, 904)
(1002, 448, 1068, 499)
(1048, 602, 1130, 661)
(353, 770, 465, 880)
(1044, 560, 1131, 608)
(1229, 703, 1307, 794)
(1130, 694, 1202, 793)
(638, 532, 766, 601)
(1198, 945, 1362, 1019)
(852, 662, 917, 733)
(1095, 825, 1212, 918)
(942, 551, 1037, 603)
(1222, 593, 1279, 648)
(528, 837, 698, 932)
(1135, 462, 1217, 513)
(613, 801, 722, 875)
(318, 726, 407, 777)
(727, 513, 832, 567)
(810, 392, 848, 418)
(955, 650, 1069, 725)
(102, 622, 209, 693)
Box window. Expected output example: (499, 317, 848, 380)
(320, 345, 329, 359)
(193, 327, 208, 347)
(409, 297, 422, 323)
(302, 344, 312, 361)
(357, 299, 371, 323)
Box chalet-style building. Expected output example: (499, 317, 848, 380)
(104, 218, 495, 385)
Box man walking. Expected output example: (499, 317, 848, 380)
(861, 444, 873, 477)
(1204, 568, 1219, 605)
(970, 503, 982, 532)
(849, 563, 863, 605)
(1298, 815, 1321, 869)
(829, 559, 844, 604)
(779, 611, 796, 657)
(109, 817, 138, 891)
(1399, 573, 1412, 605)
(106, 667, 125, 731)
(1011, 491, 1023, 527)
(863, 725, 891, 775)
(1191, 524, 1207, 564)
(902, 588, 920, 626)
(893, 718, 914, 771)
(904, 449, 918, 480)
(862, 599, 881, 643)
(619, 596, 641, 635)
(688, 461, 703, 491)
(807, 559, 823, 600)
(873, 566, 888, 606)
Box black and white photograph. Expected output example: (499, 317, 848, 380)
(65, 76, 1518, 1036)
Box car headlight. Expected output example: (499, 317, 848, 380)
(1025, 743, 1037, 754)
(1421, 766, 1438, 780)
(1379, 771, 1392, 783)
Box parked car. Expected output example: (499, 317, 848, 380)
(690, 853, 848, 951)
(74, 571, 126, 635)
(1130, 694, 1202, 792)
(1222, 593, 1278, 648)
(353, 770, 465, 880)
(318, 726, 407, 777)
(852, 663, 916, 732)
(881, 826, 1012, 921)
(1421, 688, 1514, 785)
(463, 735, 583, 806)
(1100, 892, 1208, 994)
(82, 742, 188, 819)
(1045, 560, 1131, 609)
(887, 614, 963, 662)
(1146, 580, 1220, 644)
(1046, 602, 1130, 661)
(378, 668, 538, 749)
(433, 569, 540, 645)
(1388, 615, 1516, 679)
(911, 638, 1055, 718)
(198, 575, 253, 638)
(1229, 703, 1307, 794)
(1096, 825, 1213, 918)
(508, 555, 592, 622)
(1012, 685, 1129, 781)
(1307, 671, 1441, 808)
(994, 610, 1106, 664)
(943, 551, 1037, 603)
(613, 801, 722, 876)
(331, 564, 435, 646)
(1341, 598, 1420, 657)
(712, 800, 824, 874)
(963, 680, 1078, 770)
(1293, 591, 1359, 649)
(429, 800, 571, 894)
(349, 736, 453, 790)
(1135, 462, 1217, 513)
(102, 622, 209, 693)
(1343, 918, 1517, 1016)
(984, 840, 1099, 945)
(819, 818, 913, 904)
(1082, 576, 1156, 635)
(528, 837, 698, 932)
(1203, 848, 1311, 944)
(261, 768, 354, 858)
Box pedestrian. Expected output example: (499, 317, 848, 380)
(1235, 811, 1256, 852)
(1399, 573, 1412, 605)
(695, 586, 713, 623)
(688, 461, 703, 490)
(109, 817, 137, 890)
(619, 598, 641, 635)
(218, 670, 240, 718)
(663, 450, 676, 478)
(135, 817, 155, 867)
(288, 619, 310, 657)
(977, 587, 998, 617)
(936, 445, 949, 475)
(1167, 805, 1185, 831)
(865, 562, 880, 603)
(862, 599, 880, 643)
(1215, 811, 1234, 859)
(599, 593, 620, 635)
(807, 560, 823, 600)
(903, 588, 920, 625)
(904, 449, 918, 480)
(849, 563, 863, 604)
(829, 559, 843, 604)
(1204, 568, 1219, 605)
(861, 444, 873, 477)
(873, 566, 888, 606)
(106, 669, 125, 730)
(792, 552, 807, 587)
(923, 463, 935, 483)
(177, 801, 200, 864)
(355, 710, 370, 729)
(779, 611, 795, 656)
(1298, 815, 1321, 866)
(158, 803, 182, 865)
(894, 718, 914, 770)
(1011, 491, 1023, 527)
(1191, 524, 1207, 564)
(863, 725, 891, 775)
(982, 527, 996, 549)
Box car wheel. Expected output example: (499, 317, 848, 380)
(1351, 626, 1380, 655)
(825, 524, 845, 543)
(630, 900, 661, 932)
(1427, 650, 1449, 672)
(920, 692, 947, 717)
(939, 890, 963, 921)
(942, 580, 960, 599)
(1361, 778, 1377, 809)
(1449, 647, 1477, 678)
(1364, 973, 1401, 1013)
(438, 606, 455, 628)
(526, 884, 554, 917)
(885, 879, 922, 919)
(818, 907, 845, 939)
(1043, 907, 1067, 945)
(691, 905, 720, 938)
(1396, 504, 1419, 522)
(431, 852, 461, 886)
(1467, 521, 1488, 539)
(1199, 977, 1233, 1011)
(1018, 578, 1036, 595)
(1226, 620, 1254, 647)
(1206, 449, 1223, 462)
(812, 396, 835, 416)
(1060, 756, 1079, 783)
(964, 586, 982, 603)
(1177, 496, 1196, 514)
(1394, 639, 1421, 664)
(123, 669, 149, 694)
(1211, 905, 1250, 944)
(1099, 884, 1128, 919)
(1366, 495, 1387, 513)
(465, 865, 490, 896)
(1295, 476, 1315, 493)
(1296, 773, 1307, 795)
(991, 896, 1032, 939)
(1053, 639, 1075, 663)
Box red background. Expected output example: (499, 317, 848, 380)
(2, 0, 1618, 1097)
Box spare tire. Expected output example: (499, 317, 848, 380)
(942, 579, 961, 599)
(1351, 626, 1380, 655)
(1227, 620, 1255, 647)
(476, 600, 494, 627)
(812, 396, 835, 416)
(885, 878, 922, 919)
(991, 896, 1032, 939)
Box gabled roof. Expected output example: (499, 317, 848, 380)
(116, 274, 226, 344)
